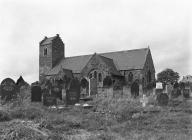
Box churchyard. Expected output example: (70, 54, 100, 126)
(0, 76, 192, 139)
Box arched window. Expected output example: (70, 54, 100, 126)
(89, 73, 92, 79)
(44, 48, 48, 56)
(142, 78, 145, 86)
(98, 73, 102, 82)
(94, 71, 97, 79)
(128, 72, 133, 82)
(147, 71, 152, 83)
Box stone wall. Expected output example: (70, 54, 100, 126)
(52, 37, 64, 67)
(120, 69, 142, 85)
(142, 49, 156, 89)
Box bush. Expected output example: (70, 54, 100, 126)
(0, 110, 12, 122)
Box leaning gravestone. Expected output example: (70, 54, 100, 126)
(0, 78, 16, 101)
(157, 93, 169, 106)
(66, 78, 80, 105)
(31, 85, 42, 102)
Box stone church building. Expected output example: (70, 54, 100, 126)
(39, 34, 155, 96)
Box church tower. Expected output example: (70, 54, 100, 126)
(39, 34, 65, 81)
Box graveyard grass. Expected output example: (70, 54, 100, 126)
(0, 88, 192, 140)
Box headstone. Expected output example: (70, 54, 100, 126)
(156, 82, 163, 89)
(62, 89, 66, 100)
(0, 78, 16, 101)
(157, 93, 169, 106)
(31, 85, 42, 102)
(113, 81, 123, 98)
(66, 78, 80, 105)
(140, 94, 148, 107)
(183, 89, 190, 98)
(171, 89, 181, 98)
(51, 86, 62, 100)
(167, 83, 173, 95)
(16, 76, 26, 87)
(90, 78, 97, 95)
(43, 93, 57, 106)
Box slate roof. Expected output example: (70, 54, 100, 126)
(46, 67, 73, 77)
(49, 48, 149, 74)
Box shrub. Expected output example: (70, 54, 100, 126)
(0, 110, 12, 122)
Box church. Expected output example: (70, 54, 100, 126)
(39, 34, 156, 96)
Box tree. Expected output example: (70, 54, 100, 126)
(157, 68, 179, 85)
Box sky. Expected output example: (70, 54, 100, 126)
(0, 0, 191, 84)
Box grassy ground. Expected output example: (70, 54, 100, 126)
(0, 90, 192, 140)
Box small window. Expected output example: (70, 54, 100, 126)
(44, 48, 48, 56)
(98, 73, 102, 82)
(128, 72, 133, 82)
(94, 71, 97, 79)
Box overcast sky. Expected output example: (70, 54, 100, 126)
(0, 0, 191, 84)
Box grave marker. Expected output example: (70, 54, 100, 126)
(66, 78, 80, 105)
(157, 93, 169, 106)
(90, 78, 97, 95)
(31, 85, 42, 102)
(183, 89, 190, 98)
(0, 78, 16, 101)
(52, 86, 62, 100)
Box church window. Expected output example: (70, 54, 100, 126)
(147, 71, 151, 83)
(147, 71, 152, 83)
(94, 71, 97, 79)
(128, 72, 133, 82)
(44, 48, 48, 56)
(89, 73, 92, 79)
(142, 78, 145, 86)
(98, 73, 102, 82)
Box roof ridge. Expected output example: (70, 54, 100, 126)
(98, 54, 113, 61)
(65, 47, 148, 59)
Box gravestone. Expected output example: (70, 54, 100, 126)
(43, 93, 57, 106)
(157, 93, 169, 106)
(183, 89, 190, 98)
(171, 89, 181, 98)
(51, 86, 62, 100)
(90, 78, 97, 95)
(31, 85, 42, 102)
(113, 81, 123, 98)
(66, 78, 80, 105)
(0, 78, 16, 101)
(16, 76, 25, 87)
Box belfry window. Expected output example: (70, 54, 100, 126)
(44, 48, 48, 56)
